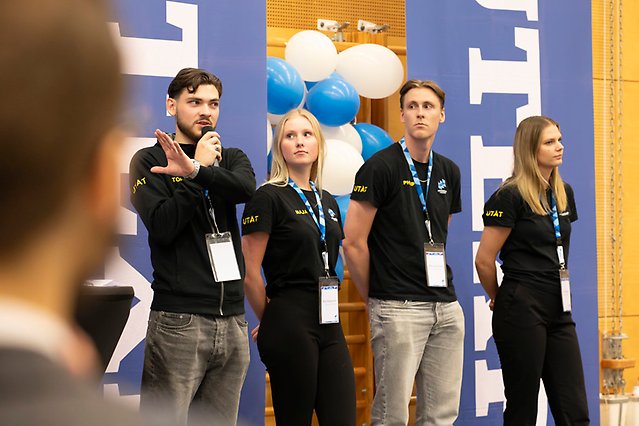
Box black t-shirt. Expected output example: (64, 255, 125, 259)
(482, 183, 578, 289)
(350, 142, 462, 302)
(241, 183, 344, 298)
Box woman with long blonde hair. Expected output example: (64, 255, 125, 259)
(475, 116, 589, 425)
(241, 109, 356, 425)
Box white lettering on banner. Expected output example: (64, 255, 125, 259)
(118, 138, 156, 236)
(475, 0, 538, 21)
(536, 382, 549, 425)
(473, 295, 493, 352)
(108, 1, 198, 77)
(475, 360, 548, 423)
(475, 360, 505, 417)
(469, 27, 541, 125)
(469, 3, 549, 422)
(470, 136, 514, 232)
(472, 241, 504, 285)
(104, 248, 153, 374)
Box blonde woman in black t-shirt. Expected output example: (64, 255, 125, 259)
(241, 109, 356, 426)
(475, 116, 589, 425)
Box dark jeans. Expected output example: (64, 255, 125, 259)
(493, 280, 589, 426)
(140, 310, 249, 426)
(257, 287, 356, 426)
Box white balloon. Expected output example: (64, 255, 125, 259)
(267, 119, 273, 154)
(320, 124, 362, 154)
(341, 124, 363, 154)
(267, 112, 284, 126)
(320, 124, 345, 141)
(285, 30, 338, 82)
(336, 44, 404, 99)
(322, 138, 364, 195)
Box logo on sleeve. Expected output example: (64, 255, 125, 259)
(242, 215, 259, 225)
(437, 179, 447, 194)
(327, 208, 338, 222)
(485, 210, 503, 217)
(353, 185, 368, 193)
(131, 177, 147, 194)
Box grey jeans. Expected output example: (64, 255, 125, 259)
(140, 310, 250, 426)
(369, 298, 465, 426)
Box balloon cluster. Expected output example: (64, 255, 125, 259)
(266, 30, 402, 224)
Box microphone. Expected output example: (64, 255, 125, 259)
(201, 125, 215, 137)
(201, 125, 220, 167)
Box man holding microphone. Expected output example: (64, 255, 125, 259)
(130, 68, 256, 425)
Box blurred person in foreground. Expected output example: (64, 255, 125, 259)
(0, 0, 146, 424)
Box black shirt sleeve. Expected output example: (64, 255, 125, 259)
(192, 148, 256, 204)
(482, 185, 519, 228)
(350, 155, 393, 208)
(565, 183, 578, 222)
(242, 186, 276, 235)
(129, 148, 203, 246)
(450, 161, 462, 214)
(324, 191, 345, 240)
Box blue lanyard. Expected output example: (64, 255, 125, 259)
(399, 138, 434, 242)
(288, 179, 330, 272)
(549, 191, 566, 269)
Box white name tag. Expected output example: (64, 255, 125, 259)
(424, 243, 448, 288)
(560, 269, 571, 312)
(319, 277, 339, 324)
(205, 232, 241, 282)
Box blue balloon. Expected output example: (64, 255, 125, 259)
(308, 72, 342, 91)
(267, 57, 305, 115)
(335, 253, 345, 282)
(335, 194, 351, 225)
(354, 123, 395, 160)
(306, 77, 360, 127)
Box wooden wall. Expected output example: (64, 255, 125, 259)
(592, 0, 639, 393)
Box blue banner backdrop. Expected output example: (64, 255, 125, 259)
(406, 1, 598, 424)
(104, 1, 266, 424)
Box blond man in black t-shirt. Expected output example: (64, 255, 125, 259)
(344, 80, 464, 426)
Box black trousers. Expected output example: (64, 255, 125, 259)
(257, 286, 356, 426)
(493, 280, 589, 426)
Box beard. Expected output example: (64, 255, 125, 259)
(176, 116, 201, 144)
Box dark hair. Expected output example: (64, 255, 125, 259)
(168, 68, 223, 99)
(0, 0, 122, 256)
(399, 79, 446, 109)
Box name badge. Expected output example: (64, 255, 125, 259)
(424, 243, 448, 287)
(560, 269, 571, 312)
(205, 232, 241, 282)
(319, 276, 339, 324)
